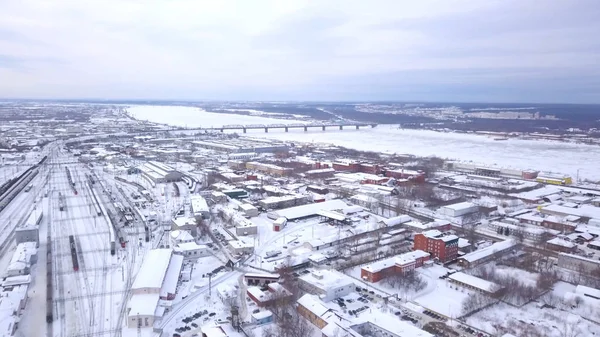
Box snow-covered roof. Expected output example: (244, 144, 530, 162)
(297, 294, 330, 317)
(273, 199, 348, 220)
(132, 249, 172, 290)
(175, 242, 207, 252)
(1, 275, 31, 287)
(160, 254, 183, 298)
(352, 313, 434, 337)
(362, 250, 429, 273)
(251, 310, 273, 321)
(542, 204, 600, 219)
(317, 209, 347, 221)
(191, 195, 209, 213)
(128, 293, 160, 317)
(459, 240, 516, 263)
(449, 272, 500, 292)
(300, 270, 354, 294)
(547, 238, 576, 248)
(381, 214, 411, 226)
(202, 326, 228, 337)
(516, 212, 545, 223)
(442, 201, 477, 211)
(575, 285, 600, 299)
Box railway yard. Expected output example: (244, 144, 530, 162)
(2, 103, 600, 337)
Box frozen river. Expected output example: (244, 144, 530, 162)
(128, 105, 600, 182)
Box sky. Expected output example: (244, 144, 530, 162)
(1, 0, 599, 103)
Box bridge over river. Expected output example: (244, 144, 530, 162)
(187, 122, 377, 133)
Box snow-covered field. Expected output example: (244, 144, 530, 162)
(130, 106, 600, 182)
(258, 126, 600, 182)
(126, 105, 306, 128)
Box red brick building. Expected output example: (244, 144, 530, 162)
(384, 168, 425, 183)
(360, 250, 430, 283)
(413, 230, 459, 263)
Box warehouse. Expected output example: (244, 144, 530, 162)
(131, 249, 173, 294)
(448, 272, 502, 295)
(138, 161, 182, 183)
(458, 240, 516, 268)
(268, 199, 349, 221)
(258, 195, 307, 210)
(439, 202, 479, 218)
(191, 196, 210, 220)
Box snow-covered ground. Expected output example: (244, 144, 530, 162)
(130, 107, 600, 182)
(257, 125, 600, 182)
(126, 105, 306, 128)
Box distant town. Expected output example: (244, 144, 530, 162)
(1, 102, 600, 337)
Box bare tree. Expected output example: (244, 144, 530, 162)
(383, 271, 427, 292)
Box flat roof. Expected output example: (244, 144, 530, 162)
(160, 254, 183, 298)
(443, 202, 477, 211)
(317, 209, 347, 221)
(191, 196, 209, 213)
(543, 204, 600, 219)
(132, 249, 172, 290)
(297, 294, 329, 317)
(449, 272, 500, 292)
(128, 293, 160, 317)
(381, 215, 411, 226)
(459, 240, 515, 263)
(273, 199, 348, 220)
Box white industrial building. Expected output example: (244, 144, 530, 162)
(191, 196, 210, 220)
(228, 240, 254, 254)
(127, 249, 184, 328)
(174, 242, 210, 259)
(439, 202, 479, 218)
(138, 161, 182, 183)
(298, 269, 354, 302)
(5, 242, 37, 278)
(239, 203, 259, 217)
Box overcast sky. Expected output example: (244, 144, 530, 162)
(1, 0, 599, 103)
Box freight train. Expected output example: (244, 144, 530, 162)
(65, 167, 77, 195)
(0, 155, 47, 213)
(69, 235, 79, 271)
(58, 192, 65, 211)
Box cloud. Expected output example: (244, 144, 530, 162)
(0, 0, 599, 103)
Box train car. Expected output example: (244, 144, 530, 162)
(118, 229, 126, 248)
(58, 192, 65, 211)
(69, 235, 79, 271)
(46, 229, 53, 323)
(144, 225, 150, 242)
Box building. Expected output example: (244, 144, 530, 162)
(247, 282, 293, 307)
(239, 203, 259, 217)
(174, 242, 210, 260)
(15, 210, 41, 246)
(457, 240, 516, 268)
(216, 284, 237, 304)
(251, 310, 273, 325)
(228, 240, 254, 255)
(413, 230, 458, 263)
(244, 273, 280, 286)
(297, 294, 331, 329)
(360, 250, 430, 283)
(438, 202, 479, 218)
(5, 242, 37, 278)
(298, 269, 354, 302)
(127, 293, 161, 328)
(171, 217, 198, 237)
(558, 253, 600, 275)
(138, 161, 182, 183)
(170, 229, 195, 247)
(191, 196, 210, 220)
(131, 249, 173, 295)
(448, 272, 502, 295)
(258, 195, 307, 210)
(245, 161, 293, 176)
(546, 237, 577, 253)
(160, 254, 184, 300)
(0, 284, 29, 336)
